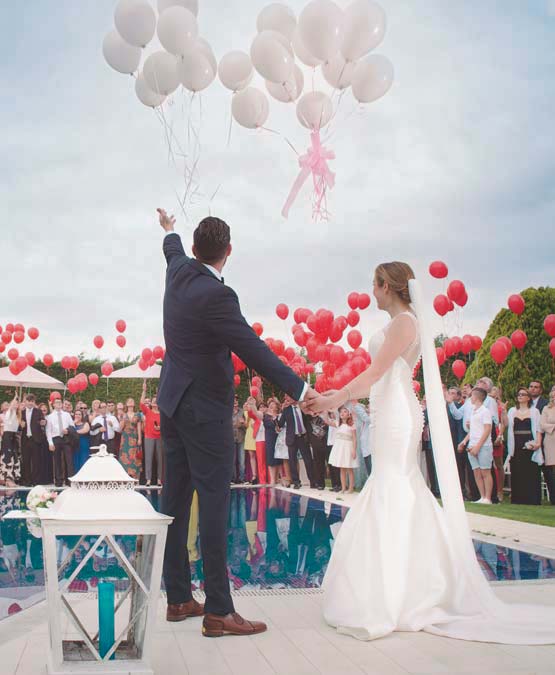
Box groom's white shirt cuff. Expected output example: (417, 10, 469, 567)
(165, 231, 308, 401)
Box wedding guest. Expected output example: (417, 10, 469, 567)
(19, 394, 44, 487)
(447, 387, 470, 498)
(458, 387, 494, 504)
(90, 401, 121, 455)
(529, 381, 548, 412)
(73, 409, 91, 473)
(273, 420, 291, 486)
(46, 398, 75, 487)
(540, 390, 555, 505)
(113, 402, 125, 457)
(0, 396, 21, 487)
(306, 413, 329, 490)
(278, 395, 315, 489)
(347, 399, 371, 484)
(326, 407, 357, 493)
(504, 387, 543, 505)
(140, 382, 162, 487)
(250, 400, 282, 485)
(88, 400, 101, 426)
(422, 401, 440, 498)
(249, 401, 268, 485)
(119, 398, 143, 481)
(325, 411, 342, 492)
(37, 401, 52, 484)
(232, 398, 247, 484)
(63, 399, 73, 415)
(243, 400, 258, 483)
(491, 386, 507, 502)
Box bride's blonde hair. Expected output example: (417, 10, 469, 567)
(374, 262, 415, 304)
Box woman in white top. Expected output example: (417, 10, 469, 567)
(0, 396, 21, 487)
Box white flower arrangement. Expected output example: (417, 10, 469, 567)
(26, 485, 57, 514)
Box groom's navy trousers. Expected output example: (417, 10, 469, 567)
(158, 232, 305, 615)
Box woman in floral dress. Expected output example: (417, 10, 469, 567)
(119, 398, 143, 480)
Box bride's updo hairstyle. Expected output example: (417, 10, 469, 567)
(374, 262, 415, 304)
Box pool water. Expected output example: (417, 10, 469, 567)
(1, 487, 554, 622)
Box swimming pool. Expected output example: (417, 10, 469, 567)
(1, 487, 554, 622)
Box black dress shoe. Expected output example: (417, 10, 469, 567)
(251, 477, 259, 485)
(293, 482, 301, 489)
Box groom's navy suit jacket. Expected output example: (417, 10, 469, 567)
(158, 233, 305, 421)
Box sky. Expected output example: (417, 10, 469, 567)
(1, 0, 554, 363)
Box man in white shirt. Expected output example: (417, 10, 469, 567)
(19, 394, 44, 487)
(90, 401, 121, 454)
(458, 387, 494, 504)
(46, 398, 76, 487)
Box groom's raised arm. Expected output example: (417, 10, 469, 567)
(204, 285, 306, 401)
(158, 207, 188, 265)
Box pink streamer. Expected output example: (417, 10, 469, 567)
(282, 131, 335, 220)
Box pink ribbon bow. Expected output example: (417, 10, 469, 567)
(282, 131, 335, 220)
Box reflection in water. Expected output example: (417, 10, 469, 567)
(1, 487, 554, 623)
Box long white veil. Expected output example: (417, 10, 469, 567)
(409, 278, 555, 644)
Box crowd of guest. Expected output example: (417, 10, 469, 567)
(1, 375, 554, 507)
(0, 380, 162, 488)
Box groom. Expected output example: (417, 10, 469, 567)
(157, 208, 316, 637)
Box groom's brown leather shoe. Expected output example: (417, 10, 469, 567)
(202, 612, 267, 637)
(166, 598, 204, 622)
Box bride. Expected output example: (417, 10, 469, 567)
(309, 262, 555, 644)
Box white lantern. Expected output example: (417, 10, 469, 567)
(38, 444, 172, 675)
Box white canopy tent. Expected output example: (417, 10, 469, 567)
(104, 362, 161, 379)
(0, 365, 65, 391)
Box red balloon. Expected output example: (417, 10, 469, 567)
(412, 380, 421, 394)
(306, 314, 319, 334)
(116, 335, 126, 348)
(89, 373, 99, 386)
(49, 391, 62, 403)
(70, 356, 79, 370)
(116, 319, 127, 333)
(14, 323, 24, 333)
(447, 280, 466, 304)
(0, 343, 4, 353)
(347, 310, 360, 327)
(452, 359, 467, 380)
(347, 329, 362, 350)
(550, 338, 555, 359)
(293, 308, 304, 324)
(446, 297, 455, 312)
(101, 361, 114, 377)
(315, 345, 327, 362)
(67, 378, 79, 395)
(499, 336, 512, 355)
(149, 356, 157, 367)
(8, 348, 19, 361)
(358, 293, 371, 310)
(250, 386, 259, 398)
(25, 352, 36, 366)
(276, 303, 289, 320)
(93, 335, 104, 350)
(252, 322, 264, 337)
(351, 356, 367, 376)
(27, 327, 39, 340)
(451, 336, 462, 354)
(142, 348, 153, 362)
(444, 338, 456, 358)
(61, 356, 71, 370)
(511, 330, 527, 350)
(234, 374, 240, 387)
(471, 336, 483, 351)
(138, 358, 148, 371)
(15, 356, 27, 372)
(153, 345, 165, 360)
(5, 323, 14, 333)
(429, 261, 448, 279)
(347, 292, 359, 310)
(436, 347, 446, 366)
(1, 332, 12, 344)
(456, 291, 468, 308)
(8, 361, 19, 375)
(433, 294, 450, 317)
(329, 324, 343, 343)
(330, 345, 347, 366)
(293, 330, 307, 347)
(544, 314, 555, 338)
(336, 316, 348, 331)
(13, 331, 25, 344)
(491, 341, 508, 365)
(252, 376, 262, 388)
(508, 294, 525, 316)
(461, 335, 473, 355)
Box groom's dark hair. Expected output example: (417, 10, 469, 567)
(193, 217, 231, 264)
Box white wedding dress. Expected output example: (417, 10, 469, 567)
(322, 280, 555, 645)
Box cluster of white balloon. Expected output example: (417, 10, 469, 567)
(103, 0, 218, 107)
(221, 0, 394, 133)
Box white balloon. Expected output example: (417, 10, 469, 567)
(292, 27, 322, 68)
(341, 0, 386, 62)
(219, 51, 254, 91)
(197, 38, 217, 74)
(135, 71, 166, 107)
(157, 6, 198, 56)
(296, 91, 333, 130)
(256, 3, 297, 41)
(250, 30, 294, 83)
(266, 64, 304, 102)
(177, 49, 216, 92)
(143, 50, 180, 95)
(298, 0, 344, 62)
(232, 87, 269, 129)
(114, 0, 156, 48)
(157, 0, 199, 17)
(351, 53, 393, 103)
(102, 30, 141, 74)
(322, 52, 356, 89)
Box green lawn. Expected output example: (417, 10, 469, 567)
(463, 500, 555, 527)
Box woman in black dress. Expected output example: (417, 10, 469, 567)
(506, 388, 543, 505)
(263, 400, 283, 486)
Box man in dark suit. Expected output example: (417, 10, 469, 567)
(529, 380, 553, 503)
(278, 396, 315, 489)
(19, 394, 44, 486)
(156, 209, 316, 637)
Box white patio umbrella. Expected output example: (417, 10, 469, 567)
(0, 365, 65, 390)
(104, 361, 161, 379)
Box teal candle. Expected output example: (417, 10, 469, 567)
(98, 581, 115, 660)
